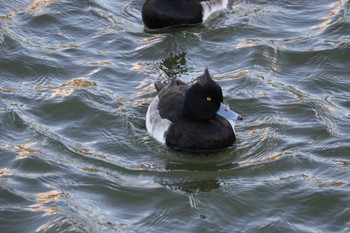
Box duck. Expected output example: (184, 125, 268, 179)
(146, 68, 242, 152)
(142, 0, 228, 29)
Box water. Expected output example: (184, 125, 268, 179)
(1, 0, 350, 232)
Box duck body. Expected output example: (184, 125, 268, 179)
(142, 0, 228, 29)
(146, 69, 242, 152)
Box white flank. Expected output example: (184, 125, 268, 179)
(200, 0, 228, 21)
(228, 120, 236, 134)
(146, 96, 171, 144)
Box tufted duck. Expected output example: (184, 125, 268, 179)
(146, 68, 242, 152)
(142, 0, 228, 29)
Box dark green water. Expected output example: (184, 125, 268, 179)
(1, 0, 350, 232)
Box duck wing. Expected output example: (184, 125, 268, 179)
(155, 79, 187, 93)
(157, 79, 189, 123)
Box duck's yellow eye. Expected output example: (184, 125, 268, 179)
(206, 97, 212, 101)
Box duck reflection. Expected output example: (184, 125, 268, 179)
(157, 158, 238, 193)
(160, 179, 221, 193)
(156, 52, 190, 79)
(131, 52, 191, 80)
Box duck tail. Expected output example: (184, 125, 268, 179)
(155, 79, 186, 92)
(155, 81, 166, 92)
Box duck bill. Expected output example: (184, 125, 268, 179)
(217, 103, 243, 121)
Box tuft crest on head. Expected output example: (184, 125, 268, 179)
(196, 68, 223, 101)
(198, 68, 216, 86)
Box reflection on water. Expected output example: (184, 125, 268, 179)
(161, 179, 221, 194)
(155, 52, 190, 78)
(39, 78, 98, 98)
(35, 190, 60, 203)
(28, 0, 57, 15)
(0, 0, 57, 20)
(314, 0, 348, 34)
(131, 52, 191, 80)
(1, 0, 350, 232)
(0, 168, 14, 176)
(13, 143, 42, 160)
(135, 35, 164, 51)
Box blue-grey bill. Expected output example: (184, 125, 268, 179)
(217, 103, 243, 121)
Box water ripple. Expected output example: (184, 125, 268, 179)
(1, 0, 350, 232)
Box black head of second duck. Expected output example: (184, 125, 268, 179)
(142, 0, 228, 29)
(146, 68, 242, 152)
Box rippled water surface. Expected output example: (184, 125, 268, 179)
(1, 0, 350, 232)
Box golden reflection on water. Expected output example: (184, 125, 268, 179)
(73, 147, 94, 156)
(23, 189, 61, 232)
(135, 36, 164, 51)
(0, 88, 22, 94)
(40, 78, 98, 98)
(14, 143, 42, 160)
(0, 11, 15, 20)
(27, 0, 57, 15)
(0, 0, 57, 19)
(313, 0, 348, 34)
(130, 62, 148, 72)
(0, 168, 14, 183)
(35, 218, 67, 233)
(28, 203, 60, 216)
(0, 168, 14, 176)
(83, 60, 112, 67)
(81, 167, 99, 173)
(278, 173, 347, 189)
(246, 124, 269, 139)
(236, 0, 348, 49)
(226, 70, 250, 80)
(35, 190, 60, 203)
(43, 44, 80, 51)
(239, 150, 294, 167)
(236, 38, 260, 49)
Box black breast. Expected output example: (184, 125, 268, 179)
(165, 116, 236, 151)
